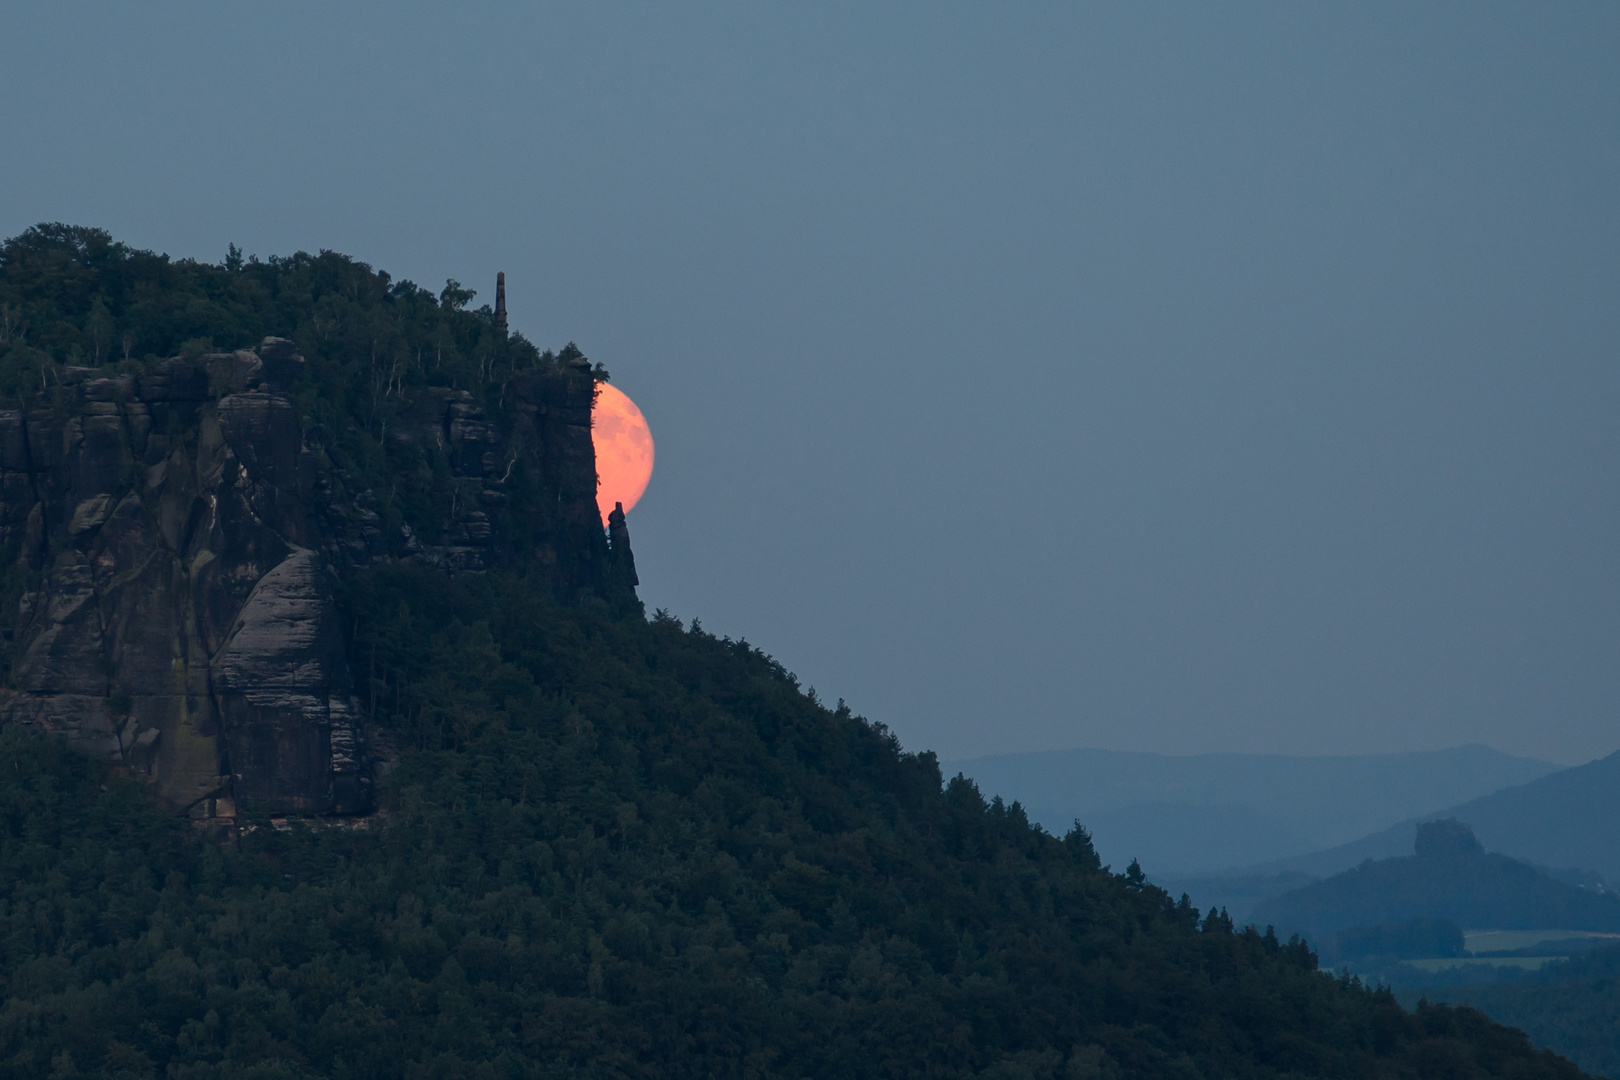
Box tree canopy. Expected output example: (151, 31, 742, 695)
(0, 226, 1591, 1078)
(0, 565, 1588, 1078)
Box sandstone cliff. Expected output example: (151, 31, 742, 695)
(0, 337, 629, 818)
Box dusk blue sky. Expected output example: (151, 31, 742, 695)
(5, 3, 1618, 764)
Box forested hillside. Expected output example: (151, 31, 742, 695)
(1412, 945, 1620, 1079)
(0, 566, 1586, 1078)
(0, 226, 1592, 1078)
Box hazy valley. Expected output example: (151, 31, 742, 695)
(957, 747, 1620, 1076)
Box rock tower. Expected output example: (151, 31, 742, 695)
(0, 336, 633, 819)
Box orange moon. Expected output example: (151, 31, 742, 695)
(593, 381, 655, 525)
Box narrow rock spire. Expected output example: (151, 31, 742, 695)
(607, 501, 640, 590)
(494, 271, 508, 331)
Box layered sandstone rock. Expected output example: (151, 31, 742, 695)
(0, 338, 628, 817)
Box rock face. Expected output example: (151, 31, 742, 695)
(1414, 818, 1486, 859)
(211, 549, 369, 815)
(0, 339, 626, 817)
(606, 501, 639, 592)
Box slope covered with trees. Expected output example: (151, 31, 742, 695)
(0, 226, 1592, 1078)
(0, 566, 1586, 1079)
(1413, 945, 1620, 1079)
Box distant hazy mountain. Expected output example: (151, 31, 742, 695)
(1080, 802, 1319, 875)
(1251, 821, 1620, 939)
(1230, 749, 1620, 886)
(944, 744, 1562, 876)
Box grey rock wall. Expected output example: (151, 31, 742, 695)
(0, 338, 625, 818)
(0, 341, 368, 816)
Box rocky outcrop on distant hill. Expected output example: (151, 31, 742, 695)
(0, 338, 628, 818)
(1252, 820, 1620, 938)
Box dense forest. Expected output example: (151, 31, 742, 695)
(0, 226, 1593, 1078)
(0, 574, 1587, 1079)
(0, 224, 557, 402)
(1323, 917, 1467, 966)
(1410, 945, 1620, 1079)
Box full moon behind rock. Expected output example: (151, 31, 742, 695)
(592, 381, 654, 526)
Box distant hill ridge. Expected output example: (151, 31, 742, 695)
(1229, 749, 1620, 886)
(1253, 820, 1620, 940)
(946, 744, 1562, 875)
